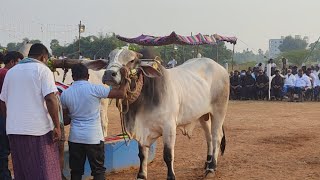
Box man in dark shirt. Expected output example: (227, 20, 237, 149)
(241, 70, 256, 100)
(255, 70, 269, 100)
(230, 70, 241, 100)
(271, 70, 284, 100)
(0, 51, 23, 180)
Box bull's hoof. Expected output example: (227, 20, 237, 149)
(167, 176, 176, 180)
(137, 174, 147, 180)
(204, 162, 208, 169)
(204, 169, 215, 178)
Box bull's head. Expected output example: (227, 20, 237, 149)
(102, 48, 142, 86)
(102, 47, 162, 86)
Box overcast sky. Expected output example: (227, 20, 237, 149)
(1, 0, 320, 53)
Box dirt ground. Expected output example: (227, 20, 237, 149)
(8, 101, 320, 179)
(106, 101, 320, 180)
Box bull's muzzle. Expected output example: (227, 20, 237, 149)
(102, 70, 119, 85)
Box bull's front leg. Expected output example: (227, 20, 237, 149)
(163, 126, 176, 180)
(137, 144, 149, 180)
(100, 98, 109, 137)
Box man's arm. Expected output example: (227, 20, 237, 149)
(107, 83, 129, 99)
(44, 93, 61, 141)
(0, 100, 6, 118)
(63, 108, 71, 126)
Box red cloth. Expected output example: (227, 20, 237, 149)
(8, 131, 61, 180)
(0, 68, 8, 93)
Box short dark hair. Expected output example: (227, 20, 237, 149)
(28, 43, 49, 57)
(3, 51, 23, 64)
(0, 52, 4, 63)
(72, 64, 88, 80)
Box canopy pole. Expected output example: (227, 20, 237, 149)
(216, 42, 219, 63)
(196, 45, 199, 56)
(183, 46, 186, 62)
(232, 44, 235, 70)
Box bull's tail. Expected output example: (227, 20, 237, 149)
(220, 126, 226, 156)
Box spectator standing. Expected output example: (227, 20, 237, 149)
(0, 44, 61, 180)
(0, 51, 23, 180)
(61, 64, 129, 180)
(167, 58, 177, 68)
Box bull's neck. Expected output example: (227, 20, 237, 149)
(123, 67, 167, 135)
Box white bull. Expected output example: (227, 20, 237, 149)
(54, 68, 109, 137)
(101, 48, 229, 179)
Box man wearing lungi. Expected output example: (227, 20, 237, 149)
(0, 51, 23, 180)
(61, 64, 128, 180)
(0, 43, 61, 180)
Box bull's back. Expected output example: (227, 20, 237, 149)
(165, 58, 229, 124)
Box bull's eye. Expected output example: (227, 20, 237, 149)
(130, 60, 135, 63)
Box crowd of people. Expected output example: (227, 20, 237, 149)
(0, 44, 129, 180)
(230, 59, 320, 102)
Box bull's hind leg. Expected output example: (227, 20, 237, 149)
(163, 126, 177, 180)
(199, 114, 213, 171)
(205, 105, 227, 176)
(137, 144, 149, 180)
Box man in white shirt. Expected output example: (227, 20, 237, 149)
(167, 58, 177, 68)
(61, 64, 129, 180)
(293, 69, 311, 101)
(0, 43, 61, 180)
(312, 66, 320, 100)
(58, 52, 67, 60)
(283, 69, 296, 96)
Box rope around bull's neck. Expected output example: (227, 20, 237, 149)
(115, 69, 144, 143)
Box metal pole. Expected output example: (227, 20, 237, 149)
(78, 21, 81, 58)
(232, 44, 235, 70)
(183, 46, 185, 62)
(216, 42, 219, 63)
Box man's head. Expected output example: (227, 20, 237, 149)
(72, 64, 89, 81)
(306, 68, 312, 75)
(275, 70, 280, 76)
(287, 69, 292, 75)
(269, 59, 274, 63)
(3, 51, 24, 69)
(258, 69, 263, 75)
(28, 43, 49, 63)
(234, 70, 239, 76)
(230, 71, 234, 76)
(316, 65, 320, 72)
(246, 70, 252, 76)
(298, 69, 303, 77)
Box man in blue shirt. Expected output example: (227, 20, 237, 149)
(61, 64, 128, 180)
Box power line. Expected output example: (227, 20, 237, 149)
(303, 36, 320, 63)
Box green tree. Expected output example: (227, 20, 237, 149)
(279, 36, 308, 52)
(280, 49, 309, 66)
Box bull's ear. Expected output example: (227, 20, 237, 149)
(139, 60, 162, 78)
(135, 52, 143, 59)
(82, 59, 109, 71)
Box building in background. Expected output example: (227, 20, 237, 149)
(269, 37, 284, 59)
(268, 35, 309, 59)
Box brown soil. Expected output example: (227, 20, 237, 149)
(9, 101, 320, 179)
(107, 101, 320, 180)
